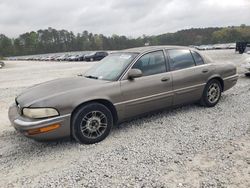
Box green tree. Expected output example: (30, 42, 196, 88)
(1, 26, 250, 57)
(0, 34, 14, 56)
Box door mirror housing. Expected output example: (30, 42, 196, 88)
(127, 69, 142, 80)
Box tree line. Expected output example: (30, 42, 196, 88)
(0, 25, 250, 57)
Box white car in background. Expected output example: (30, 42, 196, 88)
(242, 52, 250, 76)
(245, 44, 250, 53)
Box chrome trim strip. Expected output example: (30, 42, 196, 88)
(223, 74, 239, 81)
(115, 91, 174, 106)
(114, 83, 206, 106)
(14, 114, 71, 127)
(174, 83, 205, 94)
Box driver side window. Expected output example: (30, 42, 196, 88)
(132, 51, 166, 77)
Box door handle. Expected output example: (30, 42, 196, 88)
(202, 69, 209, 73)
(161, 77, 170, 82)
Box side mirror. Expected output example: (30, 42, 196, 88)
(127, 69, 142, 80)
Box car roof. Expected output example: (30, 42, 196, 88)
(121, 45, 196, 53)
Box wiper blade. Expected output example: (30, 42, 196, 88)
(84, 75, 99, 79)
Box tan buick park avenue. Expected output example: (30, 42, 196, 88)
(8, 46, 238, 144)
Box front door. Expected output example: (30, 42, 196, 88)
(119, 50, 173, 119)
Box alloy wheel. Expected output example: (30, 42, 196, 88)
(207, 83, 220, 104)
(80, 111, 108, 139)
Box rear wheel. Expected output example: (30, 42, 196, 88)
(72, 103, 113, 144)
(200, 79, 222, 107)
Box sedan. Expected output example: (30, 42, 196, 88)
(8, 46, 238, 144)
(85, 51, 108, 62)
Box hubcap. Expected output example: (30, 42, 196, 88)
(80, 111, 107, 139)
(207, 83, 220, 104)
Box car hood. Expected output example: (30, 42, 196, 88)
(16, 77, 110, 107)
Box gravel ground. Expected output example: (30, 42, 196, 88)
(0, 50, 249, 187)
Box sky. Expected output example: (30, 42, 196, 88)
(0, 0, 249, 38)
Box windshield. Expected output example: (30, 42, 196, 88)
(84, 52, 138, 81)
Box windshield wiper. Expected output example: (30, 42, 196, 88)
(84, 75, 99, 79)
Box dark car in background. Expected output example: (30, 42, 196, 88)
(85, 51, 108, 61)
(77, 54, 86, 61)
(69, 52, 90, 61)
(236, 41, 249, 54)
(77, 52, 91, 61)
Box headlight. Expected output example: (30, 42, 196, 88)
(23, 108, 59, 119)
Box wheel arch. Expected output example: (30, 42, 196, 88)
(70, 99, 118, 135)
(207, 76, 224, 91)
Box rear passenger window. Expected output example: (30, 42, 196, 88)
(168, 50, 195, 71)
(132, 51, 166, 76)
(191, 51, 204, 65)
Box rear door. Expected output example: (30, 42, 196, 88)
(119, 50, 173, 119)
(166, 49, 211, 105)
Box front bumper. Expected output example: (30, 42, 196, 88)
(8, 103, 71, 141)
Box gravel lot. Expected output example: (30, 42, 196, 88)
(0, 50, 249, 187)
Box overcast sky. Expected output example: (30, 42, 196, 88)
(0, 0, 249, 38)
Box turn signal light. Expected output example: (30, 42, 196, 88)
(27, 124, 60, 135)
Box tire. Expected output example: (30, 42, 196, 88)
(200, 79, 222, 107)
(90, 58, 94, 62)
(72, 103, 113, 144)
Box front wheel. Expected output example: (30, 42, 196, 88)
(200, 79, 222, 107)
(72, 103, 113, 144)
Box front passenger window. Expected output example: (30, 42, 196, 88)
(132, 51, 166, 76)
